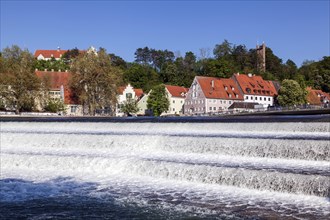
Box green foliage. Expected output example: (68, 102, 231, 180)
(121, 99, 139, 116)
(44, 99, 65, 113)
(123, 63, 160, 92)
(213, 39, 233, 59)
(0, 45, 41, 114)
(147, 84, 170, 116)
(62, 48, 80, 63)
(109, 53, 127, 69)
(70, 48, 123, 116)
(277, 80, 307, 106)
(298, 56, 330, 92)
(35, 58, 69, 71)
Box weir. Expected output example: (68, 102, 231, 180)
(1, 121, 329, 219)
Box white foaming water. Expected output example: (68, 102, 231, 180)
(1, 122, 330, 219)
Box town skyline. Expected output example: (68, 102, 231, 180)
(1, 0, 329, 67)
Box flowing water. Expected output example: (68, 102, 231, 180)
(1, 120, 329, 219)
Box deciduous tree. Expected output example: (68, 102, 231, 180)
(147, 84, 169, 116)
(277, 79, 306, 106)
(0, 45, 41, 114)
(70, 48, 123, 115)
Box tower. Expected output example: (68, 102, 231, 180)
(256, 42, 266, 72)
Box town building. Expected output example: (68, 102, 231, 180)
(231, 73, 277, 108)
(163, 85, 188, 115)
(306, 87, 330, 107)
(34, 48, 67, 60)
(184, 76, 244, 115)
(116, 84, 144, 116)
(35, 70, 82, 115)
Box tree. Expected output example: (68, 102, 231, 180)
(134, 47, 152, 65)
(70, 48, 123, 116)
(147, 84, 170, 116)
(213, 39, 233, 59)
(62, 48, 80, 64)
(121, 99, 139, 116)
(277, 79, 307, 106)
(0, 45, 41, 114)
(44, 99, 65, 113)
(123, 63, 160, 92)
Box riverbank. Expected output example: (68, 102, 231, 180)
(1, 111, 330, 123)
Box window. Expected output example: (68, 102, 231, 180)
(225, 86, 228, 90)
(229, 101, 232, 104)
(213, 100, 216, 103)
(250, 96, 253, 100)
(209, 107, 212, 110)
(264, 97, 266, 101)
(268, 98, 271, 101)
(181, 100, 183, 103)
(224, 101, 226, 104)
(213, 107, 216, 110)
(260, 97, 262, 100)
(245, 96, 249, 100)
(173, 100, 175, 104)
(71, 106, 77, 113)
(255, 97, 257, 100)
(173, 108, 175, 111)
(126, 93, 132, 99)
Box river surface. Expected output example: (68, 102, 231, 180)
(1, 120, 329, 219)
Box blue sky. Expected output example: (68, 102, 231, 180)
(1, 0, 329, 66)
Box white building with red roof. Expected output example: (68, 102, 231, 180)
(35, 70, 82, 115)
(163, 85, 188, 115)
(231, 73, 277, 107)
(34, 48, 67, 60)
(306, 87, 330, 106)
(116, 84, 145, 116)
(184, 76, 244, 115)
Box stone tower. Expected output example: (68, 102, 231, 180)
(256, 42, 266, 72)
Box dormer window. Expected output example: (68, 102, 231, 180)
(232, 87, 234, 91)
(228, 94, 232, 98)
(246, 88, 251, 93)
(236, 94, 239, 98)
(225, 86, 228, 90)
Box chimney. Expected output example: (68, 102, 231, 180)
(58, 69, 61, 72)
(248, 73, 252, 77)
(51, 69, 54, 72)
(65, 70, 68, 72)
(44, 69, 47, 71)
(237, 72, 240, 75)
(35, 68, 38, 71)
(211, 80, 214, 89)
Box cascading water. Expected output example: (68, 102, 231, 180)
(1, 121, 329, 219)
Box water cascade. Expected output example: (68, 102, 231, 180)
(1, 122, 329, 219)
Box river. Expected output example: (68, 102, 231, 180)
(1, 119, 329, 219)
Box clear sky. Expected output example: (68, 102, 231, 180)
(1, 0, 329, 66)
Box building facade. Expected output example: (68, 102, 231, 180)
(116, 84, 144, 116)
(163, 85, 188, 115)
(34, 48, 67, 61)
(184, 76, 244, 115)
(35, 70, 82, 115)
(231, 73, 277, 108)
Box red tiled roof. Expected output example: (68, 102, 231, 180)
(34, 50, 68, 59)
(232, 74, 277, 96)
(35, 71, 77, 105)
(134, 89, 144, 98)
(196, 76, 244, 100)
(118, 85, 144, 98)
(306, 87, 329, 105)
(165, 85, 188, 98)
